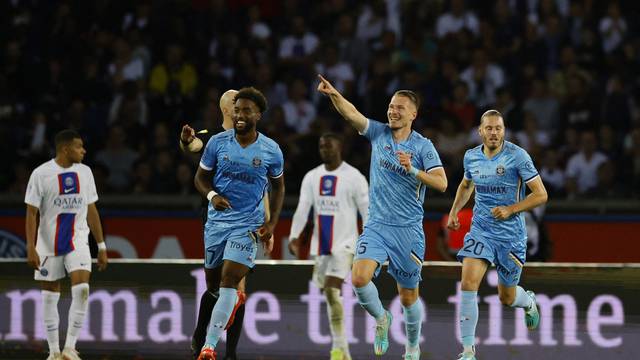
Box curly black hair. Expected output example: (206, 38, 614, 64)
(234, 86, 268, 113)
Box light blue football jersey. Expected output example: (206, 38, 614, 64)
(464, 141, 539, 243)
(363, 119, 443, 226)
(200, 130, 284, 227)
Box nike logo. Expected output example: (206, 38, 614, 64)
(64, 187, 75, 193)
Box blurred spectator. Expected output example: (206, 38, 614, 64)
(522, 79, 560, 137)
(281, 78, 316, 134)
(356, 0, 401, 45)
(108, 80, 148, 132)
(435, 115, 466, 170)
(149, 150, 177, 193)
(334, 14, 369, 73)
(278, 15, 319, 80)
(131, 160, 152, 194)
(108, 37, 145, 89)
(514, 111, 551, 157)
(622, 125, 640, 197)
(591, 160, 627, 198)
(565, 130, 608, 198)
(314, 43, 355, 100)
(459, 48, 505, 108)
(436, 0, 479, 39)
(95, 125, 139, 191)
(444, 81, 476, 132)
(149, 43, 198, 100)
(602, 75, 632, 134)
(599, 2, 627, 54)
(176, 162, 196, 195)
(539, 149, 565, 197)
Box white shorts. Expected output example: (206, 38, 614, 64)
(312, 251, 353, 288)
(34, 246, 92, 281)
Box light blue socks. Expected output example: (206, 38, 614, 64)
(353, 282, 385, 320)
(403, 300, 422, 348)
(205, 287, 238, 347)
(460, 290, 478, 347)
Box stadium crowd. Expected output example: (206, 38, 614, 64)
(2, 0, 640, 199)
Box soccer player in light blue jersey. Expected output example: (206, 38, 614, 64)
(318, 75, 448, 359)
(447, 110, 548, 360)
(194, 87, 285, 360)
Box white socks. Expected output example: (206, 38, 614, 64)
(325, 287, 348, 351)
(64, 283, 90, 350)
(42, 290, 61, 354)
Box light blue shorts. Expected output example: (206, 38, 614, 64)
(457, 231, 527, 287)
(354, 221, 425, 289)
(203, 223, 259, 269)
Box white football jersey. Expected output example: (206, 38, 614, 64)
(290, 162, 369, 256)
(24, 159, 98, 256)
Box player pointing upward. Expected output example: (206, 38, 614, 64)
(318, 75, 447, 360)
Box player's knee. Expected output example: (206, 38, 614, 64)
(351, 273, 370, 288)
(399, 293, 418, 307)
(460, 278, 481, 291)
(220, 274, 243, 288)
(499, 292, 515, 306)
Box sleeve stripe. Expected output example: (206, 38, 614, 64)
(425, 165, 444, 173)
(524, 173, 540, 183)
(270, 171, 284, 179)
(199, 162, 213, 171)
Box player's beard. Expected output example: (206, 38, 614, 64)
(234, 120, 256, 135)
(484, 135, 503, 150)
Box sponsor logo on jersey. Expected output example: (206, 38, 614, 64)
(58, 172, 80, 195)
(319, 175, 337, 196)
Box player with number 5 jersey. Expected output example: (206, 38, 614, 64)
(318, 75, 447, 360)
(447, 110, 548, 360)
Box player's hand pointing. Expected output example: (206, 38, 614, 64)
(491, 206, 513, 220)
(447, 212, 460, 230)
(317, 74, 338, 96)
(211, 195, 232, 211)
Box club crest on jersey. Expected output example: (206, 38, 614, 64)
(58, 172, 79, 195)
(384, 144, 392, 152)
(319, 175, 337, 196)
(252, 157, 262, 167)
(496, 165, 506, 176)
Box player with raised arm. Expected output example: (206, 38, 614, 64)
(448, 110, 548, 360)
(318, 75, 447, 359)
(288, 133, 369, 360)
(194, 87, 285, 360)
(25, 129, 108, 360)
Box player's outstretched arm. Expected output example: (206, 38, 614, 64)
(447, 178, 474, 230)
(317, 74, 367, 133)
(492, 176, 548, 220)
